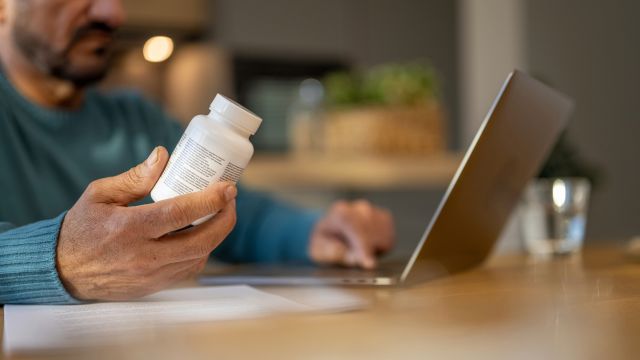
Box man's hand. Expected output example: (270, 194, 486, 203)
(309, 200, 395, 269)
(56, 147, 237, 301)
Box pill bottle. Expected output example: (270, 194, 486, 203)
(151, 94, 262, 224)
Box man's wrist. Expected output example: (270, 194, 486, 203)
(55, 210, 85, 301)
(0, 212, 80, 304)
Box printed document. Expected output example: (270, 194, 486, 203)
(4, 285, 365, 353)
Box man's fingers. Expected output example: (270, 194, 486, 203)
(374, 208, 396, 253)
(162, 259, 209, 288)
(311, 237, 359, 267)
(344, 200, 395, 255)
(85, 147, 169, 205)
(147, 199, 237, 264)
(127, 260, 204, 300)
(311, 236, 346, 265)
(328, 205, 376, 269)
(133, 181, 237, 237)
(150, 256, 209, 281)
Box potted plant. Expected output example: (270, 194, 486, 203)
(311, 62, 447, 156)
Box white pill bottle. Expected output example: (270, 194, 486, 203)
(151, 94, 262, 224)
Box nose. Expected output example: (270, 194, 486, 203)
(89, 0, 126, 29)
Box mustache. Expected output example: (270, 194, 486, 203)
(67, 22, 117, 48)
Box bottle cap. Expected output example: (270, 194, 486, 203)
(209, 94, 262, 135)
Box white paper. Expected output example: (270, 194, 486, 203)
(3, 285, 365, 354)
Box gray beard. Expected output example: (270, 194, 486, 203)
(12, 22, 111, 87)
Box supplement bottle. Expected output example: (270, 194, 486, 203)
(151, 94, 262, 224)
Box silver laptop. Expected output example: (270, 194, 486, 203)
(199, 70, 574, 287)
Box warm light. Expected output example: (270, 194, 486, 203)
(552, 179, 567, 209)
(143, 36, 174, 63)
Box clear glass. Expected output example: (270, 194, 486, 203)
(520, 178, 591, 256)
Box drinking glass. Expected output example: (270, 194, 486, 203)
(520, 178, 591, 256)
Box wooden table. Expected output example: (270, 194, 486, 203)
(3, 246, 640, 359)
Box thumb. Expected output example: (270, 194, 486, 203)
(93, 146, 169, 205)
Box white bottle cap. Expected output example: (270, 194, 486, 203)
(209, 94, 262, 135)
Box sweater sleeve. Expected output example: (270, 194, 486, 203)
(0, 213, 79, 304)
(213, 187, 322, 264)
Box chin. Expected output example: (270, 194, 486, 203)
(52, 59, 111, 87)
(54, 46, 112, 85)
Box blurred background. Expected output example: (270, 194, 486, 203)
(102, 0, 639, 257)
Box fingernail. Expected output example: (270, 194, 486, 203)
(363, 257, 376, 269)
(145, 147, 159, 168)
(224, 184, 237, 202)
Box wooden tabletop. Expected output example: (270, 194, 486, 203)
(3, 246, 640, 359)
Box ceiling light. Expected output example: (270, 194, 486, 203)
(143, 36, 174, 63)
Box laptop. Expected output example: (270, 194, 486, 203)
(199, 70, 574, 287)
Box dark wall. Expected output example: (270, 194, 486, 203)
(527, 0, 640, 240)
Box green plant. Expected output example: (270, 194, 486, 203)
(323, 62, 440, 108)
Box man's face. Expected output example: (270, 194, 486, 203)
(4, 0, 125, 86)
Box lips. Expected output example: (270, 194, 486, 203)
(67, 23, 116, 52)
(78, 30, 113, 43)
(66, 33, 114, 57)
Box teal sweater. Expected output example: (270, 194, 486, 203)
(0, 73, 319, 304)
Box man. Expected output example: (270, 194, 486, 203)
(0, 0, 395, 304)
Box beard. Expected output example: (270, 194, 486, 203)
(12, 20, 116, 87)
